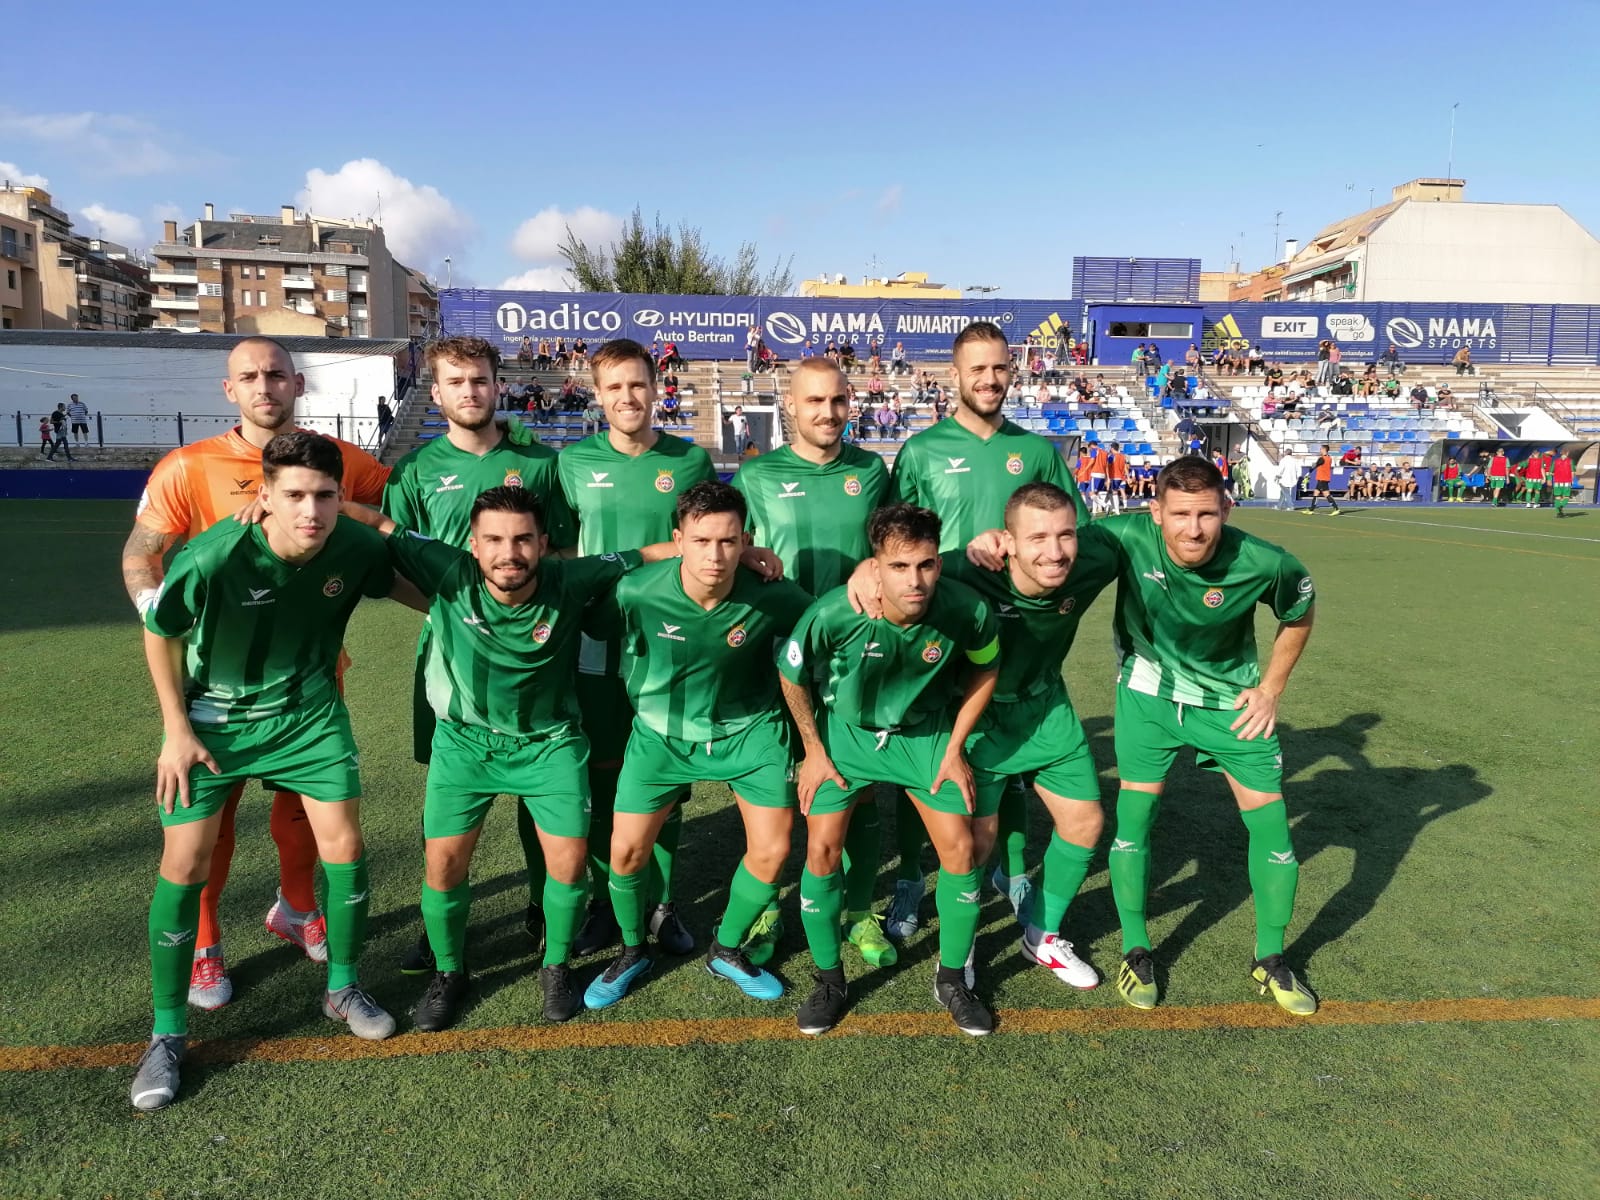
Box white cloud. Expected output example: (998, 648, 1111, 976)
(0, 109, 186, 176)
(499, 266, 575, 291)
(876, 184, 904, 216)
(78, 203, 147, 247)
(511, 205, 624, 263)
(0, 160, 48, 188)
(297, 158, 472, 269)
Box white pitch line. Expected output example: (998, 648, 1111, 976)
(1359, 516, 1600, 544)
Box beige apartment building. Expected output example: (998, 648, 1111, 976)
(149, 205, 425, 338)
(0, 183, 153, 331)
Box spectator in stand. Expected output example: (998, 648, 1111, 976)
(745, 325, 763, 374)
(1316, 404, 1341, 435)
(1331, 369, 1355, 397)
(1185, 343, 1201, 374)
(889, 340, 907, 375)
(824, 339, 838, 365)
(1145, 343, 1163, 376)
(1358, 363, 1379, 397)
(1093, 374, 1113, 400)
(657, 341, 683, 372)
(1379, 343, 1403, 376)
(930, 381, 948, 421)
(874, 401, 899, 441)
(1163, 368, 1188, 401)
(1131, 342, 1146, 376)
(658, 389, 681, 425)
(1042, 350, 1059, 383)
(727, 404, 750, 453)
(536, 338, 552, 369)
(1072, 374, 1094, 406)
(1328, 339, 1343, 380)
(528, 381, 547, 412)
(47, 403, 73, 462)
(581, 395, 604, 435)
(1436, 383, 1454, 407)
(1314, 340, 1333, 387)
(497, 379, 513, 410)
(854, 399, 873, 440)
(1453, 346, 1476, 376)
(1279, 390, 1301, 415)
(650, 338, 662, 363)
(572, 338, 588, 369)
(67, 394, 90, 444)
(538, 386, 559, 417)
(1381, 375, 1401, 400)
(1409, 383, 1431, 413)
(661, 368, 680, 396)
(1264, 362, 1286, 394)
(1339, 444, 1362, 470)
(517, 336, 533, 366)
(553, 337, 568, 368)
(838, 341, 856, 372)
(1034, 378, 1052, 410)
(1071, 337, 1088, 366)
(560, 375, 580, 411)
(376, 396, 394, 441)
(1248, 344, 1265, 374)
(1210, 343, 1227, 372)
(867, 341, 883, 375)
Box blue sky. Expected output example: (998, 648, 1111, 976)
(4, 0, 1596, 298)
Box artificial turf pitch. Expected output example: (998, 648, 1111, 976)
(1, 500, 1596, 1200)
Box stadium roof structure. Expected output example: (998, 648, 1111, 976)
(0, 330, 412, 356)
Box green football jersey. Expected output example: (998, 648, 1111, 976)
(779, 580, 1000, 729)
(382, 433, 575, 551)
(940, 522, 1118, 704)
(557, 432, 715, 557)
(1096, 513, 1315, 708)
(387, 531, 640, 735)
(731, 443, 889, 595)
(145, 517, 394, 724)
(587, 560, 812, 742)
(888, 417, 1083, 551)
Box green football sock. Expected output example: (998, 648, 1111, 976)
(799, 867, 844, 970)
(717, 860, 779, 950)
(996, 781, 1029, 878)
(1040, 833, 1095, 936)
(586, 765, 617, 892)
(148, 877, 204, 1037)
(321, 857, 370, 992)
(895, 790, 925, 883)
(1241, 801, 1299, 960)
(608, 865, 648, 948)
(515, 800, 548, 908)
(1108, 788, 1160, 954)
(541, 876, 588, 968)
(934, 867, 982, 970)
(841, 799, 881, 914)
(649, 800, 684, 908)
(420, 880, 471, 975)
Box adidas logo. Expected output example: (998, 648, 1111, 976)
(1268, 851, 1297, 865)
(1111, 838, 1137, 853)
(159, 929, 195, 948)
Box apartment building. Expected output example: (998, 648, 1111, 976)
(149, 204, 420, 338)
(0, 183, 153, 331)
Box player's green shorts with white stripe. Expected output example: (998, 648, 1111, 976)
(424, 718, 590, 839)
(969, 689, 1102, 804)
(164, 697, 361, 827)
(616, 711, 795, 813)
(811, 712, 1000, 818)
(1113, 685, 1283, 794)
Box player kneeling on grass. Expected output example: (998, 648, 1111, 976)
(780, 504, 1001, 1037)
(132, 432, 415, 1112)
(958, 482, 1123, 989)
(353, 486, 678, 1029)
(1095, 457, 1319, 1017)
(582, 482, 813, 1011)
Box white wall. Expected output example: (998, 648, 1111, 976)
(1363, 203, 1600, 303)
(0, 344, 396, 447)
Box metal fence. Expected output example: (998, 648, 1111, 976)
(15, 411, 382, 453)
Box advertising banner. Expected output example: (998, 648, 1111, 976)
(440, 290, 1082, 361)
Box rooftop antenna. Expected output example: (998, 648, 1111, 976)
(1446, 101, 1460, 184)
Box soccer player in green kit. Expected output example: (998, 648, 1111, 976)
(1096, 457, 1319, 1016)
(385, 336, 577, 975)
(779, 504, 1001, 1036)
(882, 321, 1080, 943)
(557, 339, 716, 958)
(132, 432, 411, 1111)
(731, 358, 893, 969)
(581, 482, 812, 1010)
(954, 482, 1120, 988)
(352, 487, 678, 1028)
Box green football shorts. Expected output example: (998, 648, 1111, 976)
(164, 698, 360, 827)
(425, 718, 591, 839)
(810, 711, 998, 818)
(969, 688, 1102, 804)
(576, 671, 632, 766)
(1553, 484, 1572, 498)
(1113, 685, 1283, 795)
(616, 711, 795, 813)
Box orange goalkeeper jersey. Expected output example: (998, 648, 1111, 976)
(136, 426, 389, 538)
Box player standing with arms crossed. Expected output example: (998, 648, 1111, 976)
(120, 337, 389, 1010)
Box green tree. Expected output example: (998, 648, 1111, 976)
(559, 208, 793, 295)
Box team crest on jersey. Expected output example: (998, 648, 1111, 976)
(503, 469, 524, 489)
(1005, 453, 1024, 476)
(726, 624, 747, 648)
(1298, 577, 1314, 594)
(654, 470, 676, 494)
(1203, 588, 1225, 608)
(322, 575, 345, 598)
(921, 640, 944, 664)
(843, 475, 862, 496)
(1058, 596, 1076, 615)
(532, 621, 553, 644)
